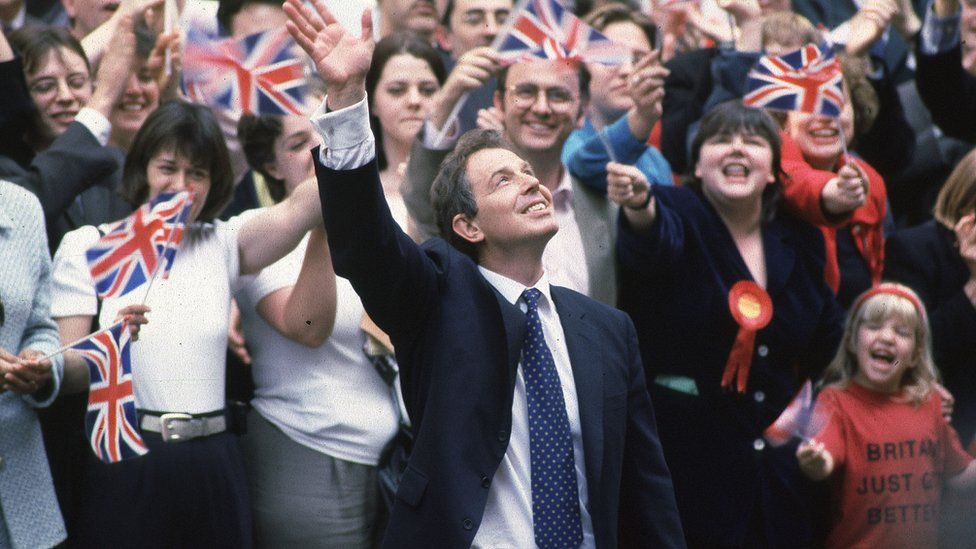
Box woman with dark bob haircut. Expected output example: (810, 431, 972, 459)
(48, 99, 327, 547)
(120, 101, 235, 221)
(605, 101, 845, 547)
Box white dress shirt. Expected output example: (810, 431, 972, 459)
(472, 268, 595, 549)
(310, 96, 595, 547)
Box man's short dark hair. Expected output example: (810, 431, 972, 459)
(431, 129, 512, 260)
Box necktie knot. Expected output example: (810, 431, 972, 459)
(522, 288, 542, 312)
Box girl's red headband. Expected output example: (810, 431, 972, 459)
(852, 283, 925, 320)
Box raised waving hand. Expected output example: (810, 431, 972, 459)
(283, 0, 374, 111)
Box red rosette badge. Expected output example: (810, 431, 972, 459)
(722, 281, 773, 393)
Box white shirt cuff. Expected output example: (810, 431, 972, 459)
(310, 95, 376, 170)
(74, 107, 112, 146)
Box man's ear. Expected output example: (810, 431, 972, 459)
(62, 0, 76, 18)
(493, 90, 504, 111)
(452, 213, 484, 245)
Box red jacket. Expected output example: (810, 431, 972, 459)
(779, 132, 887, 293)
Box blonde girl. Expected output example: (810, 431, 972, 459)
(797, 283, 976, 548)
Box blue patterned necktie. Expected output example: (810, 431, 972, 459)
(520, 288, 583, 549)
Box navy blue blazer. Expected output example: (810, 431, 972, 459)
(314, 154, 684, 549)
(885, 221, 976, 445)
(616, 185, 844, 547)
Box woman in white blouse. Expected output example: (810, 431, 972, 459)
(49, 100, 325, 548)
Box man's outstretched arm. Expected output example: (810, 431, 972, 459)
(287, 0, 437, 345)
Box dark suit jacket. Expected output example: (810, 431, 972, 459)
(403, 131, 619, 306)
(616, 185, 844, 547)
(0, 122, 131, 253)
(315, 154, 684, 549)
(885, 221, 976, 444)
(0, 59, 131, 252)
(915, 45, 976, 143)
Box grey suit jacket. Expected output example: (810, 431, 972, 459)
(402, 132, 618, 306)
(0, 181, 66, 549)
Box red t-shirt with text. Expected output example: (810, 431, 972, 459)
(815, 383, 973, 549)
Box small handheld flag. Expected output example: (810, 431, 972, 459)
(743, 43, 845, 117)
(495, 0, 631, 65)
(72, 321, 149, 463)
(764, 380, 831, 446)
(183, 27, 309, 116)
(86, 191, 193, 299)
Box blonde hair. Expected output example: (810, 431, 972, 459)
(820, 284, 940, 405)
(933, 147, 976, 230)
(761, 12, 821, 50)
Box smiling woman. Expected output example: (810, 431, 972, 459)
(607, 100, 846, 547)
(47, 100, 326, 547)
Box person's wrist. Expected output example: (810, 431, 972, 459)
(625, 192, 653, 211)
(87, 93, 116, 117)
(326, 82, 366, 111)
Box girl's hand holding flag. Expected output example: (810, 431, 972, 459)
(821, 161, 869, 216)
(796, 438, 835, 481)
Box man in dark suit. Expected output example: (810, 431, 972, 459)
(285, 1, 684, 547)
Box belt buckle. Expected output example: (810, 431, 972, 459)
(159, 413, 193, 442)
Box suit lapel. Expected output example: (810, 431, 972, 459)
(552, 287, 604, 493)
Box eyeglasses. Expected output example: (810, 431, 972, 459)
(507, 84, 578, 109)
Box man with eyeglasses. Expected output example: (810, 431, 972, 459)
(405, 49, 621, 306)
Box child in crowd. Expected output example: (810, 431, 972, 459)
(797, 283, 976, 548)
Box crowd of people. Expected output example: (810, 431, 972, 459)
(1, 0, 975, 547)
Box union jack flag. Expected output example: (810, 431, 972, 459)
(72, 321, 148, 463)
(743, 43, 845, 117)
(495, 0, 630, 65)
(763, 380, 831, 447)
(151, 191, 193, 279)
(183, 27, 309, 116)
(86, 191, 193, 299)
